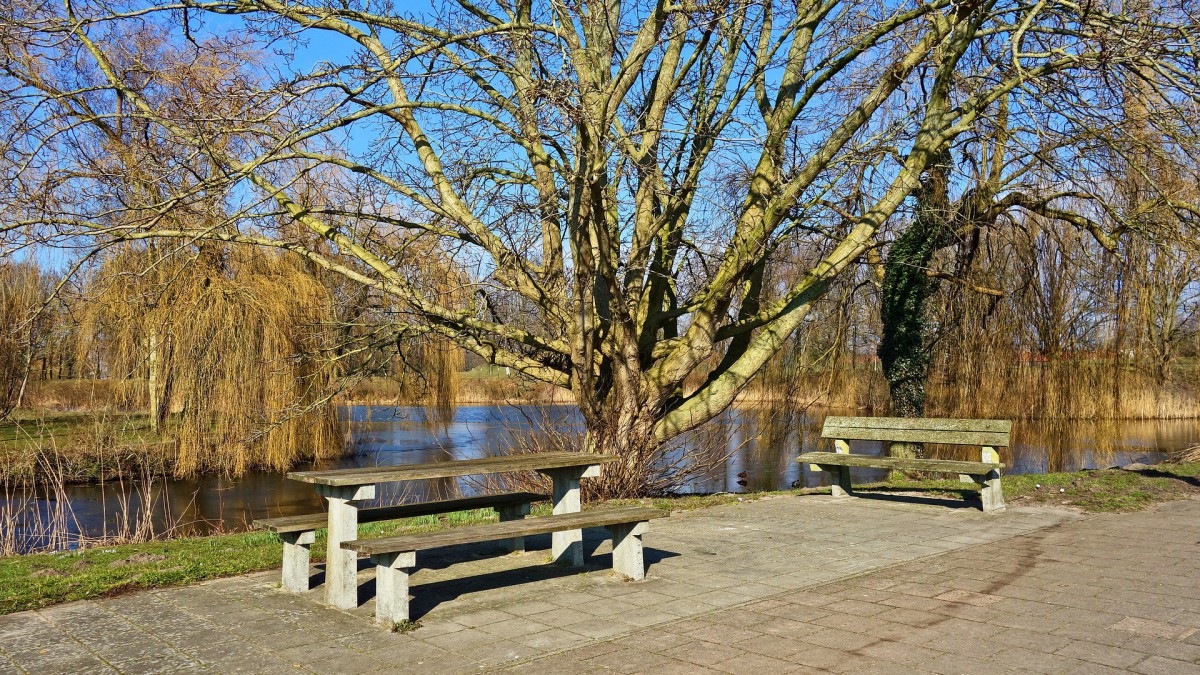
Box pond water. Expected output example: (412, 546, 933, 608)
(6, 405, 1198, 550)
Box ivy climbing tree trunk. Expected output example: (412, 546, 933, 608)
(877, 152, 953, 458)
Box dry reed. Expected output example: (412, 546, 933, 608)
(0, 441, 166, 556)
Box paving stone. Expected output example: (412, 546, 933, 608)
(1061, 661, 1132, 675)
(711, 651, 801, 673)
(856, 638, 944, 667)
(1132, 655, 1200, 675)
(515, 628, 590, 652)
(1112, 616, 1199, 641)
(563, 618, 638, 640)
(987, 646, 1082, 674)
(475, 617, 552, 640)
(14, 651, 117, 674)
(787, 642, 862, 671)
(799, 626, 877, 652)
(923, 650, 1001, 675)
(1056, 639, 1151, 668)
(679, 623, 761, 645)
(115, 653, 207, 674)
(992, 626, 1075, 653)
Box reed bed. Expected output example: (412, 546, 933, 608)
(0, 443, 167, 557)
(342, 375, 572, 407)
(745, 359, 1200, 421)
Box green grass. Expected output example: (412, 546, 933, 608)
(999, 462, 1200, 511)
(461, 365, 512, 379)
(0, 531, 283, 615)
(2, 462, 1197, 615)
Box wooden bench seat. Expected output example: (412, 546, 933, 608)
(798, 416, 1011, 513)
(342, 505, 666, 624)
(254, 492, 547, 592)
(796, 453, 1003, 475)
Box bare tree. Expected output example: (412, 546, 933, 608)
(3, 0, 1198, 493)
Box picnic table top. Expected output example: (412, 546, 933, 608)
(287, 451, 619, 487)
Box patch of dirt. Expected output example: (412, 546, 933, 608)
(98, 583, 139, 598)
(30, 569, 63, 578)
(108, 553, 167, 568)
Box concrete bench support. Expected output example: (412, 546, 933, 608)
(975, 447, 1005, 513)
(280, 530, 316, 593)
(828, 440, 852, 497)
(607, 521, 648, 580)
(372, 551, 416, 626)
(257, 492, 548, 596)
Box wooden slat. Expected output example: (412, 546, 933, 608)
(288, 452, 619, 487)
(253, 492, 549, 534)
(797, 452, 1002, 475)
(343, 506, 665, 556)
(820, 416, 1012, 446)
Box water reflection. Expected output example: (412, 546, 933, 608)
(5, 405, 1196, 549)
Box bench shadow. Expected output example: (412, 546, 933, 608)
(340, 529, 679, 617)
(849, 488, 981, 510)
(1126, 468, 1200, 488)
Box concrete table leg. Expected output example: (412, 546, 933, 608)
(540, 464, 599, 566)
(316, 484, 376, 609)
(811, 440, 853, 497)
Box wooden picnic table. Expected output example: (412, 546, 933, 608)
(287, 451, 618, 609)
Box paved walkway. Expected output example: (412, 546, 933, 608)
(1, 494, 1197, 674)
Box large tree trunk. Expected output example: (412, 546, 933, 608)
(877, 152, 953, 460)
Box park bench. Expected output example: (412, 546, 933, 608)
(797, 416, 1011, 513)
(254, 492, 546, 593)
(343, 505, 665, 624)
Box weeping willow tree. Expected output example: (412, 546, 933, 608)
(78, 244, 346, 476)
(366, 237, 471, 425)
(0, 261, 52, 419)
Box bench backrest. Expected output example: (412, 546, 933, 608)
(820, 416, 1012, 447)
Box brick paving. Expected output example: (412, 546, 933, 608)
(1, 495, 1197, 674)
